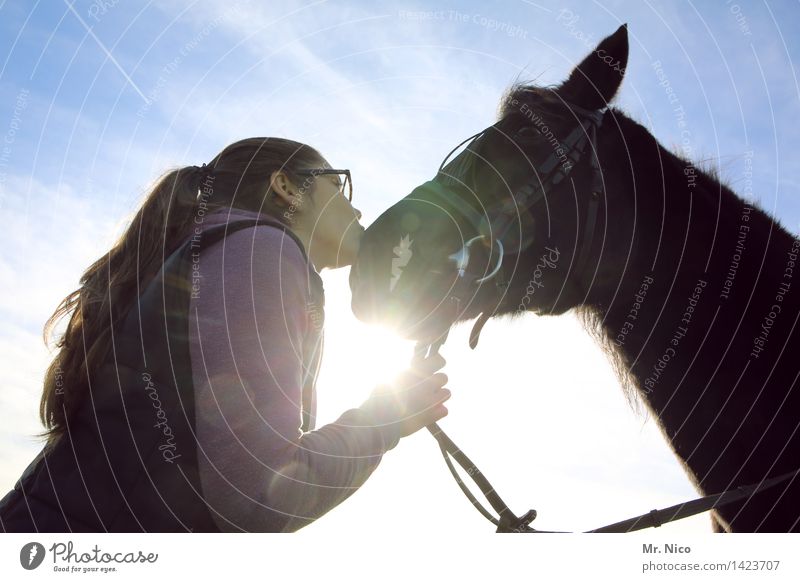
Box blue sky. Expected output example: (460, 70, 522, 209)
(1, 0, 799, 536)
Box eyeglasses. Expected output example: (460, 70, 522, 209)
(295, 168, 353, 202)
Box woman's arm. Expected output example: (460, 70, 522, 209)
(189, 223, 398, 532)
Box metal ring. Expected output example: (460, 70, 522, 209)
(448, 235, 505, 284)
(474, 238, 504, 284)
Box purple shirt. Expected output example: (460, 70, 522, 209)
(186, 208, 399, 532)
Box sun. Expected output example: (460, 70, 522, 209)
(312, 270, 416, 423)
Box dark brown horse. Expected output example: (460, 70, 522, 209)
(349, 25, 800, 532)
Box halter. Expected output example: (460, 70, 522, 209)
(414, 101, 605, 351)
(412, 102, 800, 533)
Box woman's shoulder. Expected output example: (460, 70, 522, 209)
(203, 209, 324, 322)
(198, 208, 324, 303)
(200, 207, 308, 267)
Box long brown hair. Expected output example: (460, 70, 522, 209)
(39, 137, 323, 447)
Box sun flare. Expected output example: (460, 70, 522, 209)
(313, 270, 416, 421)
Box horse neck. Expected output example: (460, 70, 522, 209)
(596, 138, 799, 418)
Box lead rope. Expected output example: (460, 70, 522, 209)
(587, 466, 800, 533)
(418, 332, 800, 533)
(419, 336, 800, 533)
(415, 336, 541, 533)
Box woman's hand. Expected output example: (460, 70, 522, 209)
(360, 353, 451, 439)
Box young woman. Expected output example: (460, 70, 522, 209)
(0, 137, 450, 532)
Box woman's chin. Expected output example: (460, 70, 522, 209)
(335, 234, 364, 268)
(330, 248, 358, 269)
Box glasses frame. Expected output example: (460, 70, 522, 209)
(295, 168, 352, 202)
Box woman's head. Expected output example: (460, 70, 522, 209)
(39, 136, 362, 446)
(199, 137, 363, 268)
(267, 164, 364, 269)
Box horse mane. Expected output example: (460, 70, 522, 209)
(576, 304, 646, 416)
(497, 82, 572, 122)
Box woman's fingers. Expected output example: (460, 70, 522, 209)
(414, 387, 451, 425)
(398, 367, 447, 394)
(411, 352, 446, 376)
(429, 372, 448, 388)
(362, 354, 452, 437)
(421, 400, 449, 425)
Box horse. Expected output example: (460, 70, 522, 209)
(349, 25, 800, 532)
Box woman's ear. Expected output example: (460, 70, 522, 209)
(269, 170, 301, 208)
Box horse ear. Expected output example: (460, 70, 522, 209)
(558, 24, 628, 110)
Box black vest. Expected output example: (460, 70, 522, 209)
(0, 218, 324, 532)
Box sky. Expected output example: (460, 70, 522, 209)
(0, 0, 799, 538)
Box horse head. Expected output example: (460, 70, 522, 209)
(350, 25, 630, 344)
